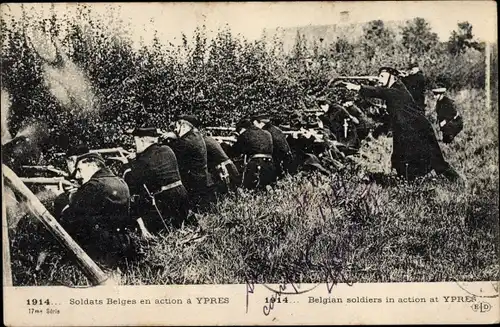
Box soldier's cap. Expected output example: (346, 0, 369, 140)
(66, 144, 89, 157)
(378, 66, 401, 76)
(431, 87, 447, 94)
(128, 127, 161, 137)
(408, 62, 419, 69)
(177, 115, 200, 128)
(75, 152, 105, 166)
(250, 113, 270, 122)
(317, 97, 332, 106)
(235, 118, 252, 130)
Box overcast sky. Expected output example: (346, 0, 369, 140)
(2, 1, 497, 47)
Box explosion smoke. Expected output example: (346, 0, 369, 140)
(27, 29, 98, 118)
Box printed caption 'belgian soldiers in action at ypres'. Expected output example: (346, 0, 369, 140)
(177, 115, 241, 195)
(58, 152, 135, 269)
(432, 85, 464, 144)
(123, 127, 190, 237)
(337, 66, 462, 182)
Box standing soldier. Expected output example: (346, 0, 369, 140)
(178, 115, 241, 195)
(338, 66, 461, 182)
(231, 117, 277, 190)
(432, 86, 464, 143)
(124, 127, 190, 234)
(164, 119, 215, 212)
(254, 114, 293, 178)
(400, 62, 427, 112)
(59, 152, 135, 268)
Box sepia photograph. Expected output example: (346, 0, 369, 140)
(1, 1, 498, 325)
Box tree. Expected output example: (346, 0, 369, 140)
(401, 17, 438, 58)
(361, 20, 395, 60)
(448, 21, 483, 55)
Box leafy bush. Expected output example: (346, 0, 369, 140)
(1, 6, 489, 154)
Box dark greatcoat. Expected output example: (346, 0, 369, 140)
(401, 71, 426, 111)
(435, 95, 464, 144)
(263, 122, 293, 177)
(60, 167, 134, 267)
(124, 143, 189, 231)
(204, 135, 241, 194)
(232, 125, 276, 189)
(167, 130, 215, 212)
(359, 80, 458, 181)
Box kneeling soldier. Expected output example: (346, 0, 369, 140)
(124, 127, 190, 234)
(60, 152, 134, 268)
(179, 115, 241, 195)
(255, 114, 293, 179)
(165, 119, 215, 213)
(232, 117, 277, 190)
(432, 86, 464, 144)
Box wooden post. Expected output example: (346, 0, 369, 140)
(2, 164, 109, 286)
(2, 178, 13, 287)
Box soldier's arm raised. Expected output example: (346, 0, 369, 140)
(359, 85, 389, 100)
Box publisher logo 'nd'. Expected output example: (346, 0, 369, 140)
(471, 302, 491, 313)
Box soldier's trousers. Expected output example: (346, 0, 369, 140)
(441, 116, 464, 144)
(147, 185, 190, 232)
(212, 161, 241, 195)
(242, 157, 277, 190)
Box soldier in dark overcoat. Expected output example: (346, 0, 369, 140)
(432, 87, 464, 143)
(338, 67, 461, 182)
(255, 114, 293, 178)
(164, 119, 215, 212)
(179, 115, 241, 195)
(124, 127, 190, 233)
(400, 62, 427, 112)
(231, 118, 277, 190)
(60, 152, 135, 267)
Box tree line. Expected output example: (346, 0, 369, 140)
(0, 4, 490, 156)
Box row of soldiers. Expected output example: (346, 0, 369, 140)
(46, 64, 464, 270)
(51, 112, 308, 267)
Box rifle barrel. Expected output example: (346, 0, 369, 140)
(206, 127, 236, 131)
(20, 177, 77, 187)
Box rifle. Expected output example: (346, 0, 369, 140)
(55, 147, 134, 163)
(206, 126, 236, 132)
(335, 76, 379, 81)
(20, 165, 69, 177)
(283, 130, 325, 143)
(212, 136, 237, 144)
(20, 177, 79, 189)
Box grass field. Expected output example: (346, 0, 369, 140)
(8, 88, 499, 286)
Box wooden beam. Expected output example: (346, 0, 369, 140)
(2, 179, 13, 287)
(2, 164, 109, 286)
